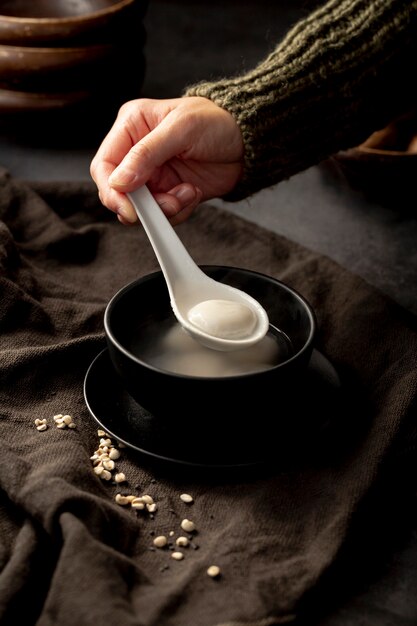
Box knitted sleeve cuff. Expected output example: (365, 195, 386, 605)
(184, 0, 417, 202)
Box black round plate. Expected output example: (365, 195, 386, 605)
(83, 348, 342, 471)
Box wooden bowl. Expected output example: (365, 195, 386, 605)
(0, 85, 91, 112)
(0, 0, 147, 45)
(0, 41, 122, 91)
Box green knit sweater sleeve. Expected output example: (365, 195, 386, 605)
(184, 0, 417, 201)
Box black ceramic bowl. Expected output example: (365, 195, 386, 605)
(104, 266, 317, 426)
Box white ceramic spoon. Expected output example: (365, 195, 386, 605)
(127, 186, 269, 351)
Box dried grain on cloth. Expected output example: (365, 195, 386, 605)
(0, 167, 416, 626)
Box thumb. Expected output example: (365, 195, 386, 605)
(108, 115, 186, 191)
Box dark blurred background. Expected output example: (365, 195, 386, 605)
(0, 0, 416, 321)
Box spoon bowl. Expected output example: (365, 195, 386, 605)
(128, 186, 269, 351)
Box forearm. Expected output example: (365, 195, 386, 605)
(184, 0, 417, 201)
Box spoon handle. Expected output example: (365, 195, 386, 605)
(128, 186, 203, 293)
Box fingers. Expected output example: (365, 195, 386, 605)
(107, 112, 188, 192)
(155, 184, 203, 225)
(90, 98, 192, 222)
(94, 160, 138, 223)
(98, 182, 202, 227)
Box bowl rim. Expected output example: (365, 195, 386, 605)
(0, 0, 136, 25)
(104, 265, 317, 380)
(0, 42, 116, 54)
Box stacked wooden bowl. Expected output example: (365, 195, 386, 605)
(0, 0, 148, 134)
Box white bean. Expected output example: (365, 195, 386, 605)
(153, 536, 168, 548)
(207, 565, 221, 578)
(180, 519, 196, 533)
(180, 494, 194, 503)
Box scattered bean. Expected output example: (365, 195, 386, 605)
(180, 494, 194, 504)
(180, 519, 196, 533)
(171, 552, 184, 561)
(115, 494, 130, 506)
(54, 413, 75, 429)
(207, 565, 221, 578)
(153, 536, 168, 548)
(115, 473, 126, 483)
(176, 536, 189, 547)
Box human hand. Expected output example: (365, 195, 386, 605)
(90, 96, 244, 225)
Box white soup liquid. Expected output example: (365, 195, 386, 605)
(129, 316, 293, 378)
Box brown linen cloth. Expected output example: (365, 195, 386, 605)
(0, 166, 416, 626)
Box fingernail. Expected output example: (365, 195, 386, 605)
(109, 168, 139, 187)
(117, 203, 137, 223)
(174, 186, 196, 205)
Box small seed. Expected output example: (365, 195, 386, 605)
(114, 473, 126, 483)
(180, 519, 196, 533)
(97, 430, 106, 436)
(115, 494, 130, 505)
(153, 535, 168, 548)
(94, 465, 104, 475)
(131, 501, 145, 510)
(68, 422, 76, 429)
(102, 459, 115, 471)
(109, 448, 120, 460)
(169, 531, 175, 537)
(34, 418, 45, 426)
(147, 503, 157, 513)
(100, 469, 112, 481)
(207, 565, 221, 578)
(126, 495, 136, 503)
(53, 414, 63, 421)
(56, 422, 66, 429)
(141, 495, 153, 504)
(180, 494, 194, 504)
(171, 552, 184, 561)
(176, 536, 189, 547)
(36, 423, 47, 431)
(63, 415, 72, 425)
